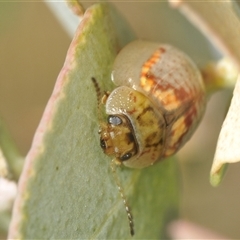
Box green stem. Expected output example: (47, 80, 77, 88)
(201, 57, 238, 95)
(0, 117, 24, 181)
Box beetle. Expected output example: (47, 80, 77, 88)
(92, 40, 206, 236)
(100, 40, 206, 168)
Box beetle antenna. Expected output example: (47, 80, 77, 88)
(91, 77, 105, 126)
(91, 77, 102, 106)
(111, 159, 134, 236)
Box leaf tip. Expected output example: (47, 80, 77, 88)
(210, 163, 228, 187)
(66, 0, 85, 17)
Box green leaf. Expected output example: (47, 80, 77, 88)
(8, 3, 179, 239)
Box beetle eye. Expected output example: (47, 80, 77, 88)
(108, 115, 122, 126)
(120, 152, 132, 161)
(100, 139, 106, 149)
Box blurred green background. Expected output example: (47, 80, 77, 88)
(0, 1, 239, 239)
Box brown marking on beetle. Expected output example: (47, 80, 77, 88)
(174, 86, 190, 102)
(135, 106, 158, 128)
(163, 115, 188, 156)
(164, 101, 202, 157)
(139, 148, 151, 157)
(129, 91, 137, 103)
(145, 133, 164, 148)
(139, 47, 204, 121)
(145, 132, 158, 146)
(184, 105, 197, 129)
(136, 106, 152, 120)
(153, 82, 189, 104)
(159, 47, 166, 53)
(140, 48, 163, 89)
(141, 72, 190, 114)
(127, 108, 137, 115)
(126, 132, 136, 145)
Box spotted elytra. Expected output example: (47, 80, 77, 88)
(92, 40, 206, 236)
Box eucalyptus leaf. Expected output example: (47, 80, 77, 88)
(8, 3, 179, 239)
